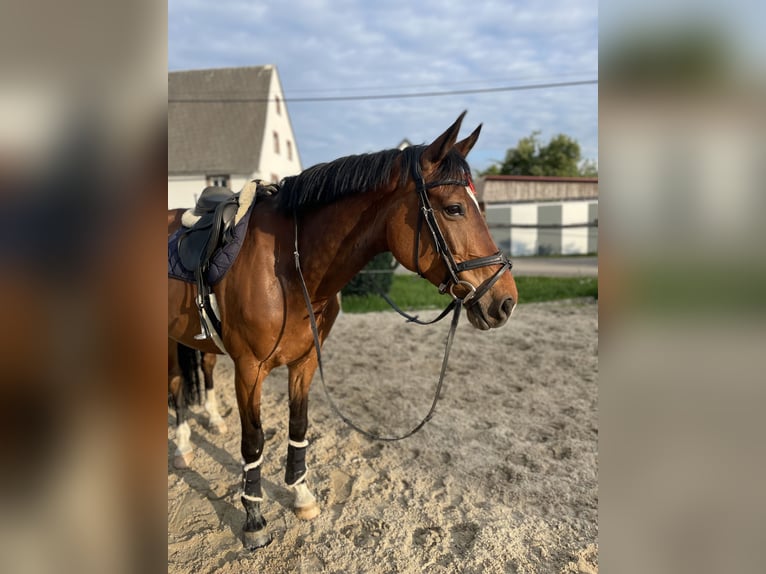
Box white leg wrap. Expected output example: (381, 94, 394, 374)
(243, 455, 263, 472)
(174, 421, 191, 456)
(242, 456, 265, 502)
(286, 472, 307, 487)
(286, 439, 309, 486)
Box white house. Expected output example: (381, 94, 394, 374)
(168, 65, 302, 209)
(478, 175, 598, 256)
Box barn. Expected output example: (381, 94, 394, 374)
(477, 175, 598, 256)
(168, 65, 303, 209)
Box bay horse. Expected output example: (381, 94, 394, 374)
(168, 112, 518, 549)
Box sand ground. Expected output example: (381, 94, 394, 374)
(168, 299, 598, 573)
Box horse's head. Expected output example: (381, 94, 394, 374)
(387, 112, 518, 330)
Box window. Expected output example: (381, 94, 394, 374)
(273, 131, 280, 154)
(286, 140, 293, 161)
(275, 95, 281, 115)
(207, 174, 229, 188)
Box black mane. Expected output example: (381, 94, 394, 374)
(276, 145, 471, 214)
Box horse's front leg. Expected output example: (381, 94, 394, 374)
(286, 353, 321, 520)
(234, 358, 272, 550)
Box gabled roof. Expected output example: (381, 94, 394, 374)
(169, 66, 273, 176)
(479, 175, 598, 203)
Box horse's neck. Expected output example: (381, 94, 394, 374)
(296, 196, 390, 298)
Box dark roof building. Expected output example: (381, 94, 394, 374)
(168, 65, 301, 208)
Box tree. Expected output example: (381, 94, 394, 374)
(482, 131, 597, 177)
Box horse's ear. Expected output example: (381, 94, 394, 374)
(454, 123, 482, 158)
(421, 111, 467, 171)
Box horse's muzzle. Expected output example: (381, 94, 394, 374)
(466, 295, 515, 330)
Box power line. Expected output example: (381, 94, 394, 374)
(284, 72, 597, 93)
(168, 79, 597, 104)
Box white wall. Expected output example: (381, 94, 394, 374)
(259, 68, 302, 182)
(510, 203, 538, 256)
(168, 175, 259, 209)
(561, 201, 591, 255)
(168, 176, 206, 209)
(485, 199, 598, 256)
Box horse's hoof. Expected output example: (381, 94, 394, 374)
(173, 451, 193, 469)
(243, 529, 272, 550)
(294, 503, 320, 521)
(209, 420, 227, 434)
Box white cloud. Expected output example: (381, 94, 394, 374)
(169, 0, 597, 171)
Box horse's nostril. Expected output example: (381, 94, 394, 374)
(500, 297, 515, 319)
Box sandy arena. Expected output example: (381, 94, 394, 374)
(168, 299, 598, 573)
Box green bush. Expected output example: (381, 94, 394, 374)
(342, 251, 396, 297)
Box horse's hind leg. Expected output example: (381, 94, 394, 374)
(169, 343, 193, 469)
(234, 357, 272, 550)
(202, 353, 227, 434)
(286, 354, 321, 520)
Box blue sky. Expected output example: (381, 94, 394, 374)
(169, 0, 597, 174)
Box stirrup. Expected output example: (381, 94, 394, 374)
(194, 316, 211, 340)
(194, 293, 211, 340)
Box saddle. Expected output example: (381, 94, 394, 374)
(175, 186, 240, 346)
(178, 186, 239, 273)
(176, 181, 279, 347)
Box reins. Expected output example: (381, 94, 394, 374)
(292, 149, 512, 441)
(294, 213, 465, 442)
(294, 225, 462, 441)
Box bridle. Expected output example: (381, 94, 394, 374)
(411, 154, 512, 307)
(293, 150, 513, 441)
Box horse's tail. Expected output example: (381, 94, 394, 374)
(177, 343, 202, 406)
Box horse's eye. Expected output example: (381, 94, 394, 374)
(444, 204, 465, 217)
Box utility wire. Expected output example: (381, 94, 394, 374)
(284, 72, 597, 93)
(168, 79, 597, 103)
